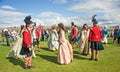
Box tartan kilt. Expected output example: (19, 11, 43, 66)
(90, 41, 104, 50)
(20, 47, 32, 57)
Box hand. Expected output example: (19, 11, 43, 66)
(81, 40, 83, 43)
(88, 40, 91, 42)
(29, 48, 32, 51)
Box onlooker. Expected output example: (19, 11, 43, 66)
(113, 27, 118, 43)
(102, 26, 109, 46)
(41, 28, 45, 41)
(11, 29, 17, 42)
(1, 30, 5, 42)
(118, 27, 120, 44)
(45, 29, 49, 41)
(4, 29, 10, 46)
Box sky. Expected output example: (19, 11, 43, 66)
(0, 0, 120, 28)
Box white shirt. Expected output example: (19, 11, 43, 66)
(32, 29, 36, 39)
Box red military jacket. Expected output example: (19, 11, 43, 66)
(22, 27, 32, 48)
(89, 25, 102, 42)
(71, 27, 78, 37)
(36, 29, 41, 38)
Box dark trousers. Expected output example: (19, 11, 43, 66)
(5, 36, 10, 46)
(41, 34, 44, 41)
(118, 36, 120, 44)
(45, 34, 49, 41)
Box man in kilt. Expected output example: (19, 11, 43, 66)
(89, 15, 104, 61)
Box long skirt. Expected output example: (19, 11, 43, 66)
(79, 40, 90, 55)
(7, 37, 25, 58)
(20, 47, 32, 57)
(57, 40, 73, 64)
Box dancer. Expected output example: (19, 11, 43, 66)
(48, 25, 59, 51)
(31, 22, 37, 58)
(57, 23, 73, 64)
(79, 24, 90, 55)
(7, 25, 25, 59)
(35, 24, 42, 50)
(89, 15, 104, 61)
(71, 22, 78, 47)
(20, 15, 34, 69)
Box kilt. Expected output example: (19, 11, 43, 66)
(36, 38, 40, 45)
(20, 47, 32, 57)
(33, 39, 37, 46)
(90, 42, 104, 50)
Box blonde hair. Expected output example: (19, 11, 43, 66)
(51, 25, 56, 30)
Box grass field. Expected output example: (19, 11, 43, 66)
(0, 36, 120, 72)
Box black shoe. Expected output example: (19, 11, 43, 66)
(28, 66, 35, 69)
(24, 66, 29, 69)
(89, 57, 94, 60)
(95, 59, 98, 61)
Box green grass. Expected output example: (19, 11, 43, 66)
(0, 36, 120, 72)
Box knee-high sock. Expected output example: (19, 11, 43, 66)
(91, 49, 94, 58)
(28, 56, 32, 66)
(25, 57, 29, 66)
(38, 44, 40, 48)
(95, 51, 99, 59)
(89, 48, 91, 55)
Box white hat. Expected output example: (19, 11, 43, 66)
(4, 29, 8, 32)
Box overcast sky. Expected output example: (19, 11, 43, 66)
(0, 0, 120, 28)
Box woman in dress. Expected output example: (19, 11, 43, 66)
(31, 23, 37, 58)
(57, 23, 73, 64)
(48, 25, 59, 51)
(7, 25, 25, 59)
(79, 24, 90, 55)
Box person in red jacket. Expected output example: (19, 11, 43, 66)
(35, 24, 43, 50)
(20, 15, 34, 69)
(89, 15, 104, 61)
(35, 27, 41, 49)
(71, 22, 78, 47)
(71, 22, 78, 40)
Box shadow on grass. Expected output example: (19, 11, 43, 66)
(7, 58, 24, 68)
(39, 55, 57, 64)
(73, 51, 79, 54)
(74, 54, 88, 60)
(1, 44, 8, 46)
(40, 47, 49, 51)
(40, 47, 57, 52)
(102, 42, 113, 44)
(107, 42, 113, 44)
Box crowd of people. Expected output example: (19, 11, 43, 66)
(0, 15, 120, 69)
